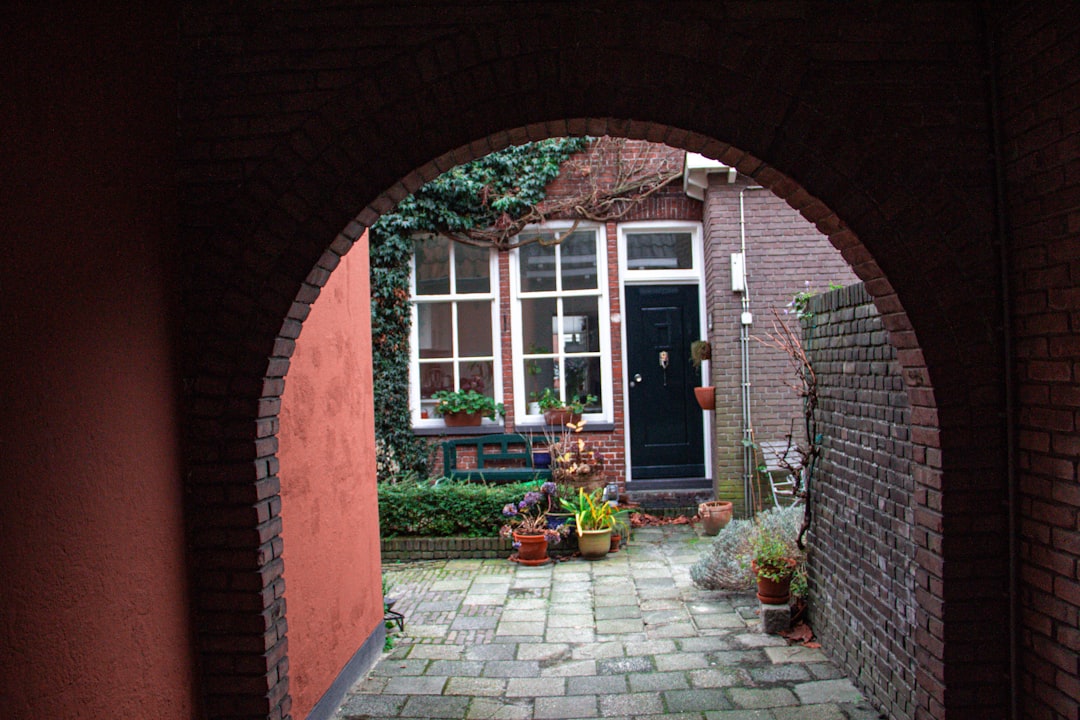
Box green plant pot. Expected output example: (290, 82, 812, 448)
(577, 528, 612, 559)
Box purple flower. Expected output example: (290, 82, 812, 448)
(540, 482, 557, 496)
(521, 491, 542, 508)
(511, 541, 521, 550)
(502, 503, 517, 517)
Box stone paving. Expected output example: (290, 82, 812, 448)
(334, 525, 884, 719)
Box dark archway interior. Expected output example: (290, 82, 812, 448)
(180, 6, 1006, 717)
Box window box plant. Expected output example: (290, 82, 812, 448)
(432, 389, 504, 427)
(537, 388, 597, 426)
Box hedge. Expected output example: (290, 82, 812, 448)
(377, 479, 540, 537)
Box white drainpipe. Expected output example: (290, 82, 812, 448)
(738, 185, 764, 516)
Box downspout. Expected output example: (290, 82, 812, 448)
(739, 185, 765, 517)
(981, 4, 1018, 717)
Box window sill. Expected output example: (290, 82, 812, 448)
(514, 422, 615, 433)
(412, 423, 505, 437)
(412, 422, 616, 436)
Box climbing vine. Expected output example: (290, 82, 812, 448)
(369, 136, 686, 480)
(369, 138, 588, 478)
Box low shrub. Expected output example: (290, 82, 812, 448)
(690, 504, 806, 594)
(378, 478, 540, 537)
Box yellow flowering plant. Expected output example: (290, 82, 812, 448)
(560, 487, 614, 533)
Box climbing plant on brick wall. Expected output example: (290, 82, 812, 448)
(369, 138, 588, 479)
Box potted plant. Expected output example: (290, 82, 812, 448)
(749, 525, 798, 605)
(690, 340, 715, 410)
(500, 482, 565, 565)
(537, 388, 597, 426)
(431, 389, 504, 427)
(609, 505, 632, 552)
(549, 419, 606, 492)
(561, 487, 615, 559)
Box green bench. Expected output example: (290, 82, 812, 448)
(441, 433, 552, 483)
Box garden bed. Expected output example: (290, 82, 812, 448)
(381, 533, 583, 563)
(381, 536, 513, 562)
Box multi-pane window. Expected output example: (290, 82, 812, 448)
(411, 235, 499, 425)
(514, 226, 609, 421)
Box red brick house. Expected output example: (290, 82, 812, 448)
(411, 139, 857, 510)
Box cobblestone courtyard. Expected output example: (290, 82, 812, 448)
(335, 525, 884, 719)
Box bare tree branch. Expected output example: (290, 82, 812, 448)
(446, 137, 684, 251)
(754, 310, 819, 549)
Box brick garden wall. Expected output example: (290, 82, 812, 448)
(804, 283, 917, 720)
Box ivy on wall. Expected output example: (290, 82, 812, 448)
(369, 138, 588, 479)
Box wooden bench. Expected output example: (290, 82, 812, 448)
(441, 433, 552, 483)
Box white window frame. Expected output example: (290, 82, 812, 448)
(409, 235, 502, 429)
(618, 221, 703, 281)
(510, 221, 612, 424)
(616, 220, 711, 483)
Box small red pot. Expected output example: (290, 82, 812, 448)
(751, 559, 796, 605)
(512, 532, 550, 566)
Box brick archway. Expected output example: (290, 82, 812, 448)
(179, 8, 1007, 719)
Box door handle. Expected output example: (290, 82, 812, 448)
(630, 373, 643, 387)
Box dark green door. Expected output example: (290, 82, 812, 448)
(625, 285, 705, 479)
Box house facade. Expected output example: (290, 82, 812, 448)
(409, 139, 858, 510)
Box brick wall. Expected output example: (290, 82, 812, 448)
(803, 283, 917, 720)
(999, 4, 1080, 719)
(703, 176, 859, 513)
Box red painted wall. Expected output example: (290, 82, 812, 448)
(279, 235, 383, 719)
(0, 4, 195, 719)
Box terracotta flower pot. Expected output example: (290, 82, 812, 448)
(512, 532, 550, 566)
(752, 559, 797, 605)
(609, 533, 622, 553)
(698, 500, 733, 536)
(442, 410, 484, 427)
(694, 386, 716, 410)
(543, 408, 581, 427)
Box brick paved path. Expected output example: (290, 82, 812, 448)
(334, 525, 884, 719)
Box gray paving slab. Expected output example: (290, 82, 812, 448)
(333, 524, 878, 720)
(664, 688, 734, 713)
